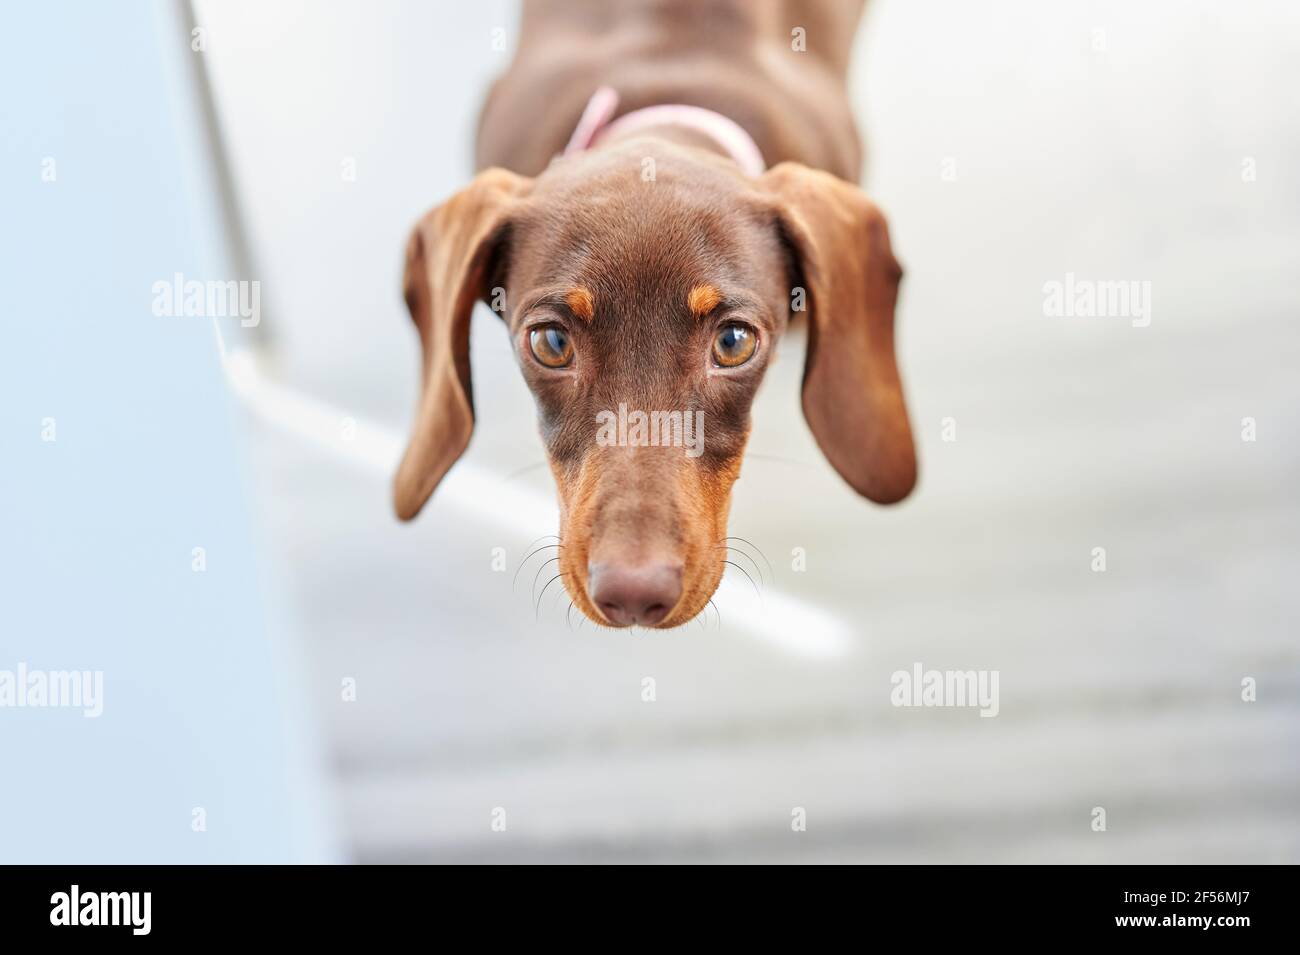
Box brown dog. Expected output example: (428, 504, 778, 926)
(394, 0, 916, 629)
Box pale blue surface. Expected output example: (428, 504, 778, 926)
(0, 2, 337, 862)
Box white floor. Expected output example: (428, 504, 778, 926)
(205, 0, 1300, 862)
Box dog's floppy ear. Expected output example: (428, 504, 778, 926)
(393, 168, 532, 520)
(759, 162, 917, 503)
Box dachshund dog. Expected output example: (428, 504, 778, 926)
(394, 0, 916, 628)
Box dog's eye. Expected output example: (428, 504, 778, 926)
(529, 325, 574, 368)
(712, 323, 756, 367)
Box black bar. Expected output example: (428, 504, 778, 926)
(0, 865, 1286, 940)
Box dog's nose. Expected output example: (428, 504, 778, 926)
(588, 562, 683, 626)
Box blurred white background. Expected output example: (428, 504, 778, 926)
(196, 0, 1299, 861)
(1, 1, 339, 863)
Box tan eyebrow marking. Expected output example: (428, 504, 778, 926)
(565, 286, 595, 322)
(688, 284, 722, 318)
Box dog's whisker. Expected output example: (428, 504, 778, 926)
(719, 535, 771, 571)
(535, 572, 567, 621)
(723, 535, 775, 585)
(529, 555, 562, 606)
(721, 560, 761, 598)
(512, 543, 563, 592)
(707, 598, 721, 630)
(502, 462, 552, 482)
(715, 545, 764, 589)
(566, 599, 576, 631)
(550, 580, 571, 616)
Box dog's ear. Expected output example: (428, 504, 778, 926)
(759, 162, 916, 503)
(393, 168, 532, 520)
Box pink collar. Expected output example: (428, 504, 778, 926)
(564, 86, 766, 178)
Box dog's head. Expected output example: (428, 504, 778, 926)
(394, 140, 915, 627)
